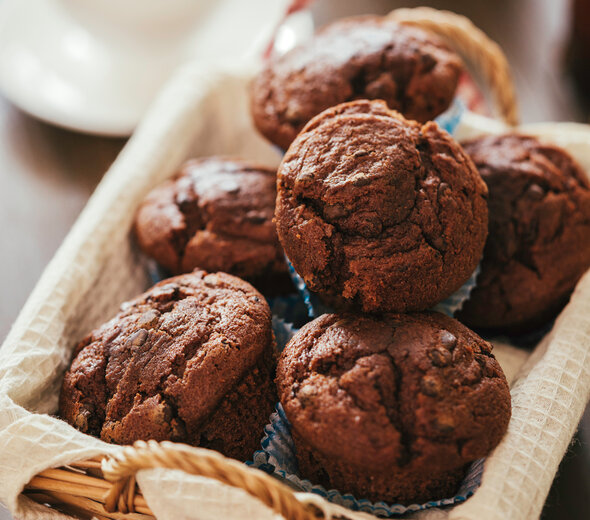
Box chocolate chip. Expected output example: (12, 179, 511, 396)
(138, 309, 160, 329)
(353, 148, 371, 158)
(351, 174, 372, 187)
(420, 375, 442, 396)
(433, 413, 455, 434)
(439, 331, 457, 350)
(296, 385, 317, 406)
(324, 204, 349, 220)
(526, 183, 545, 201)
(128, 329, 148, 348)
(150, 284, 179, 302)
(429, 347, 452, 367)
(74, 411, 89, 432)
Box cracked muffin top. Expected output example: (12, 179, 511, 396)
(59, 270, 274, 448)
(275, 100, 488, 313)
(276, 312, 510, 478)
(250, 15, 463, 150)
(458, 134, 590, 331)
(134, 157, 291, 295)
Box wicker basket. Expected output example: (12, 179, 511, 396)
(2, 7, 589, 520)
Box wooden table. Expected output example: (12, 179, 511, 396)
(0, 0, 588, 518)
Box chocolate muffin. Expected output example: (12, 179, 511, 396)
(59, 269, 276, 461)
(251, 16, 463, 150)
(458, 134, 590, 331)
(276, 312, 511, 504)
(134, 157, 291, 295)
(275, 99, 488, 313)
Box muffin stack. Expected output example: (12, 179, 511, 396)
(58, 13, 590, 509)
(266, 95, 509, 503)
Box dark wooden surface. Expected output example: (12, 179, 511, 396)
(0, 0, 588, 518)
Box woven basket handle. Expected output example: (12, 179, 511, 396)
(102, 440, 320, 520)
(388, 6, 519, 126)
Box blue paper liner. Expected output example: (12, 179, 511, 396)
(267, 293, 310, 328)
(249, 404, 483, 517)
(145, 259, 170, 286)
(286, 260, 331, 319)
(435, 97, 465, 135)
(433, 265, 480, 317)
(272, 316, 298, 352)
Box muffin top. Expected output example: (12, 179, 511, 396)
(60, 270, 273, 445)
(458, 134, 590, 330)
(275, 100, 488, 313)
(134, 157, 289, 292)
(251, 16, 463, 149)
(276, 312, 510, 473)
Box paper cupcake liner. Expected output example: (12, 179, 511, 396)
(249, 404, 482, 517)
(435, 97, 465, 136)
(267, 293, 311, 327)
(285, 260, 332, 319)
(145, 259, 170, 285)
(271, 315, 299, 352)
(433, 265, 480, 316)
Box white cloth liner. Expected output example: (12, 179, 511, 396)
(0, 61, 589, 520)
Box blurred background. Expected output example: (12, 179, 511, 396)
(0, 1, 588, 519)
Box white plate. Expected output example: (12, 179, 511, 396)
(0, 0, 312, 136)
